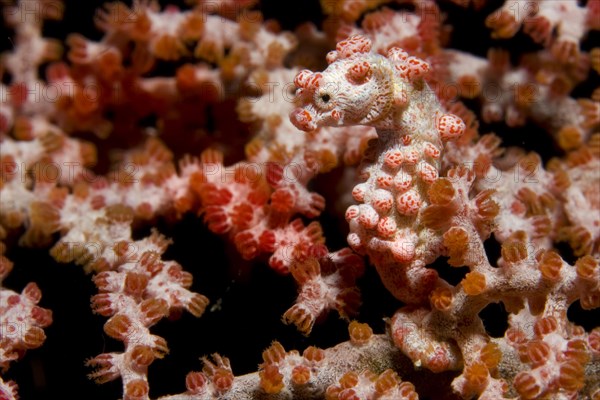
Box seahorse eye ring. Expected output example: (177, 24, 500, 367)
(315, 90, 335, 110)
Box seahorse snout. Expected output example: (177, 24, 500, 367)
(290, 107, 318, 131)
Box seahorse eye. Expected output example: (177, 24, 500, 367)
(315, 89, 335, 110)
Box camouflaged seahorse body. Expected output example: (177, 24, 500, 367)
(291, 35, 465, 303)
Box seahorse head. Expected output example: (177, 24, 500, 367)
(290, 35, 396, 131)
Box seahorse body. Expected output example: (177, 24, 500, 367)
(291, 35, 465, 303)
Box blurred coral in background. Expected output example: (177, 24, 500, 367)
(0, 0, 599, 399)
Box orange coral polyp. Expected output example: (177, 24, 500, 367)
(462, 271, 487, 296)
(259, 364, 284, 394)
(348, 321, 373, 345)
(430, 287, 453, 310)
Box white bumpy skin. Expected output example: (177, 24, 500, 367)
(290, 35, 466, 304)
